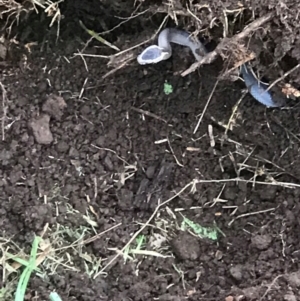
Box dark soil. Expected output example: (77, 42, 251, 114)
(1, 1, 300, 301)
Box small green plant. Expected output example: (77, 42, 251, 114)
(120, 235, 168, 263)
(164, 82, 173, 95)
(49, 292, 63, 301)
(0, 285, 14, 301)
(180, 215, 223, 241)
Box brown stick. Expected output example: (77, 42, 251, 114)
(181, 12, 274, 77)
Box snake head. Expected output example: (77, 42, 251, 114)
(137, 45, 171, 65)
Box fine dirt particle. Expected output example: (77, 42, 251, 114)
(116, 188, 134, 210)
(285, 271, 300, 288)
(251, 234, 272, 250)
(56, 140, 69, 152)
(241, 286, 261, 299)
(28, 114, 53, 145)
(170, 232, 201, 260)
(0, 149, 12, 164)
(284, 292, 297, 301)
(0, 42, 7, 60)
(257, 185, 278, 200)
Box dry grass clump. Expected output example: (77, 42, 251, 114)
(0, 0, 63, 34)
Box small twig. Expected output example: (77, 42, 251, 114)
(169, 0, 178, 25)
(102, 58, 135, 79)
(266, 63, 300, 93)
(99, 6, 148, 35)
(0, 81, 8, 141)
(91, 145, 132, 166)
(260, 275, 283, 300)
(76, 49, 89, 72)
(131, 107, 167, 123)
(81, 223, 122, 245)
(167, 137, 183, 167)
(79, 77, 88, 99)
(196, 177, 300, 189)
(228, 207, 276, 226)
(151, 6, 190, 17)
(186, 5, 202, 26)
(194, 79, 219, 134)
(224, 90, 247, 137)
(181, 12, 274, 77)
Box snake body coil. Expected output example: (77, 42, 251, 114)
(137, 28, 285, 108)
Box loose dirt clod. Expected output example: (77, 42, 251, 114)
(28, 114, 53, 145)
(42, 94, 67, 120)
(230, 265, 244, 281)
(0, 42, 7, 60)
(251, 234, 272, 250)
(170, 232, 201, 260)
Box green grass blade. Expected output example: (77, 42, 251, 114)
(79, 20, 120, 51)
(15, 236, 41, 301)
